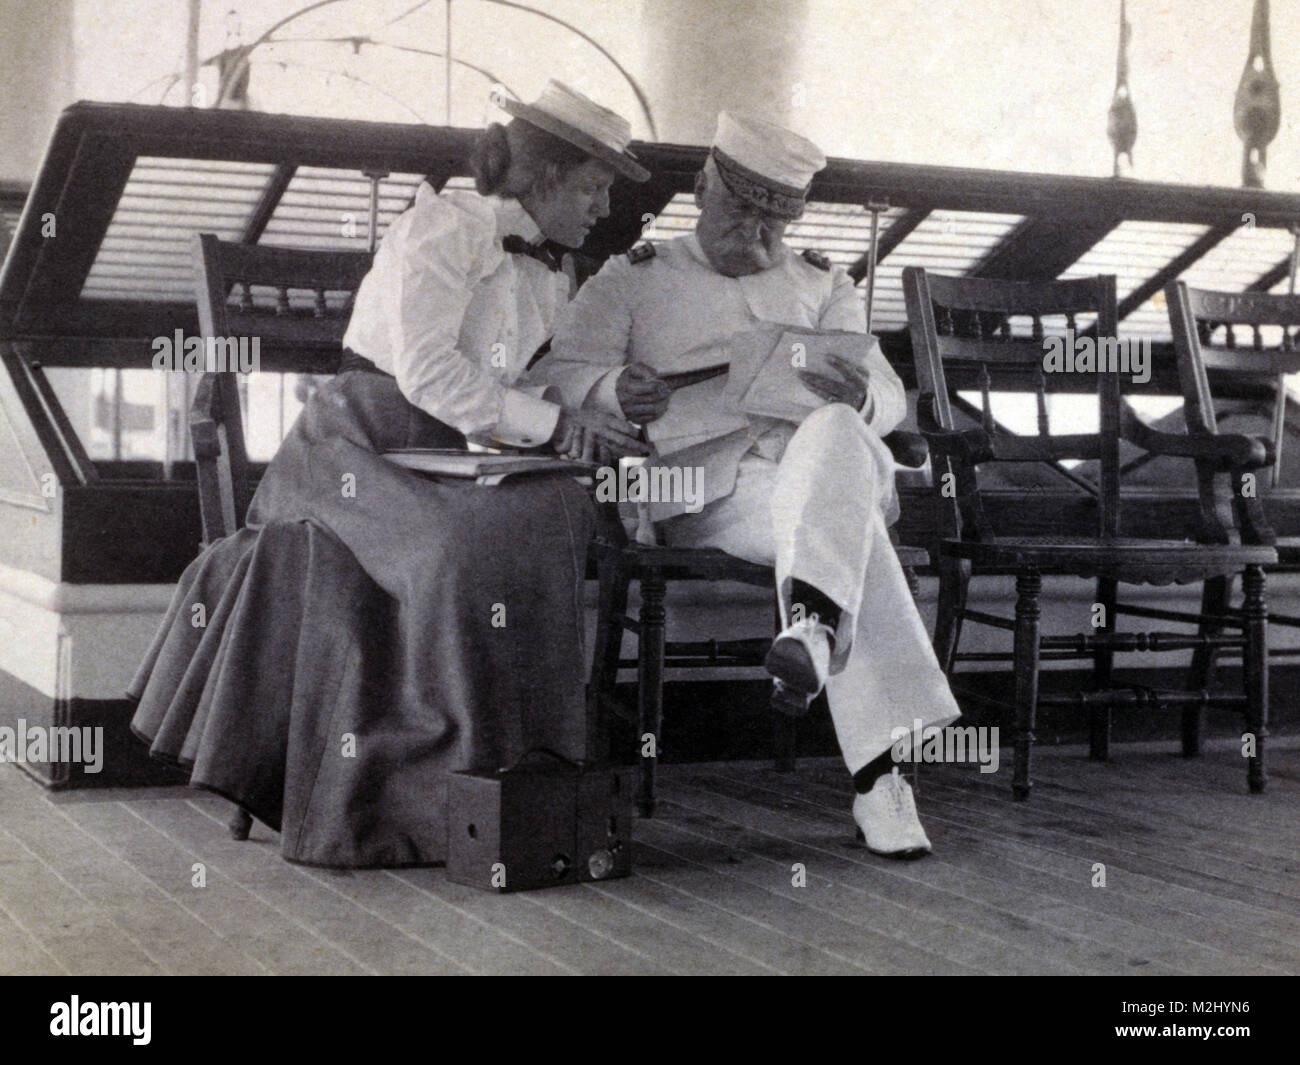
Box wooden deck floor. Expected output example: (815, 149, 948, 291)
(1, 737, 1296, 976)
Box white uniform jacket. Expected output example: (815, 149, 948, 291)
(531, 234, 906, 515)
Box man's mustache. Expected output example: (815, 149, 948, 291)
(724, 224, 777, 243)
(719, 231, 776, 253)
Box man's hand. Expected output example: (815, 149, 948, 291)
(551, 407, 649, 464)
(615, 362, 671, 423)
(798, 354, 870, 412)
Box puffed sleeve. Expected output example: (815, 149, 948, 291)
(381, 202, 560, 448)
(528, 256, 636, 416)
(819, 267, 907, 436)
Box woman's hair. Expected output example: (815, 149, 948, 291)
(470, 118, 592, 198)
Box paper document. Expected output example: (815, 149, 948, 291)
(738, 328, 874, 423)
(642, 327, 874, 453)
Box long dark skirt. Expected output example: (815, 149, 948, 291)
(129, 371, 594, 867)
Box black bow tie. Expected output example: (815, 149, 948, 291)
(502, 234, 563, 272)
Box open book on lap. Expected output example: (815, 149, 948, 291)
(383, 449, 599, 485)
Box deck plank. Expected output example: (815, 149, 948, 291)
(135, 797, 471, 975)
(386, 869, 666, 975)
(657, 790, 1174, 976)
(917, 765, 1300, 881)
(0, 843, 164, 975)
(58, 796, 369, 975)
(784, 758, 1300, 929)
(506, 875, 776, 975)
(633, 823, 984, 974)
(2, 738, 1294, 977)
(582, 869, 862, 975)
(651, 787, 1151, 974)
(661, 771, 1192, 974)
(1024, 742, 1300, 843)
(724, 763, 1295, 974)
(644, 797, 1099, 974)
(0, 769, 267, 975)
(0, 907, 65, 975)
(909, 777, 1300, 911)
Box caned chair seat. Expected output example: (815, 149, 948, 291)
(591, 541, 774, 585)
(593, 540, 929, 582)
(938, 536, 1276, 582)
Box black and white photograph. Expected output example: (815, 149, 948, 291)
(0, 0, 1295, 1013)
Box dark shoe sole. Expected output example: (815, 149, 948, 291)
(765, 636, 823, 695)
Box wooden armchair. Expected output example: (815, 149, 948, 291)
(902, 267, 1276, 799)
(1165, 281, 1300, 699)
(190, 233, 374, 541)
(589, 443, 930, 819)
(190, 233, 373, 835)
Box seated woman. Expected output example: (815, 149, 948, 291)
(129, 81, 650, 867)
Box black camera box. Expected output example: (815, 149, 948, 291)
(446, 761, 634, 892)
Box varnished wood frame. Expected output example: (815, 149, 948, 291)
(903, 266, 1276, 799)
(189, 233, 373, 543)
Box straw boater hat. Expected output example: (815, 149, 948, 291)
(501, 80, 650, 183)
(709, 111, 826, 221)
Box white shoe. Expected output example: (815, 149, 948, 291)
(852, 769, 932, 859)
(765, 618, 833, 716)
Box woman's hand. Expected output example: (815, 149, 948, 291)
(551, 407, 649, 463)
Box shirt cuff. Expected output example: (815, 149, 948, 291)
(579, 366, 624, 416)
(494, 387, 562, 448)
(584, 367, 625, 415)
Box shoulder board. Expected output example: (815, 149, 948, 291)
(801, 249, 831, 272)
(626, 241, 656, 264)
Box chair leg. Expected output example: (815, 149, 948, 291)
(772, 714, 797, 772)
(587, 557, 629, 762)
(637, 571, 666, 818)
(932, 559, 968, 675)
(1242, 565, 1268, 794)
(771, 594, 797, 771)
(1089, 576, 1118, 761)
(229, 805, 253, 840)
(1012, 571, 1042, 802)
(903, 561, 920, 601)
(1185, 574, 1231, 757)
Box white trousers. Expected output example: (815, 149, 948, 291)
(661, 404, 962, 774)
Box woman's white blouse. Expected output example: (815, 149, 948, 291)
(342, 183, 569, 447)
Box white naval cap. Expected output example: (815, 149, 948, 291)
(709, 111, 827, 220)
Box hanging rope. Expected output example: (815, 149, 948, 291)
(1107, 0, 1137, 177)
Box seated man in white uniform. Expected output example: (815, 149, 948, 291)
(532, 112, 962, 857)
